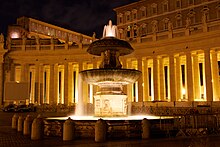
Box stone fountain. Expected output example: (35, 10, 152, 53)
(80, 20, 141, 117)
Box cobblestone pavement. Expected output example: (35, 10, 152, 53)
(1, 125, 220, 147)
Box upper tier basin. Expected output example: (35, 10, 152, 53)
(80, 68, 141, 85)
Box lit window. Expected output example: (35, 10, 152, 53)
(11, 32, 19, 38)
(127, 26, 131, 38)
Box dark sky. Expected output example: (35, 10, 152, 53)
(0, 0, 138, 38)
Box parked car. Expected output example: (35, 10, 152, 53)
(2, 104, 17, 112)
(16, 104, 32, 112)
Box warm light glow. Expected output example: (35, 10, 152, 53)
(182, 88, 186, 95)
(16, 81, 20, 83)
(11, 32, 19, 38)
(47, 115, 174, 121)
(94, 94, 127, 117)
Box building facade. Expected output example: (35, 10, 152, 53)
(0, 0, 220, 108)
(114, 0, 220, 103)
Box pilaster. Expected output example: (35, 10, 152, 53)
(153, 56, 159, 101)
(169, 55, 176, 102)
(186, 52, 194, 101)
(204, 49, 213, 102)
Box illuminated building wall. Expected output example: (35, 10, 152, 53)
(8, 16, 92, 45)
(0, 0, 220, 105)
(114, 0, 220, 102)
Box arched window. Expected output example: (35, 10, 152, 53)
(125, 11, 131, 22)
(175, 12, 182, 28)
(187, 9, 196, 25)
(163, 18, 169, 30)
(201, 6, 209, 22)
(127, 25, 131, 38)
(140, 23, 147, 36)
(133, 24, 138, 37)
(140, 6, 146, 18)
(119, 29, 124, 39)
(151, 20, 158, 33)
(162, 1, 169, 13)
(132, 9, 137, 20)
(151, 3, 157, 15)
(118, 13, 123, 24)
(176, 0, 181, 9)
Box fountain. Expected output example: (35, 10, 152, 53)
(79, 20, 141, 117)
(46, 21, 175, 140)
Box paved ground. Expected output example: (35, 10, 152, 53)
(0, 112, 220, 147)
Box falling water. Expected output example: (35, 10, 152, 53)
(75, 74, 84, 116)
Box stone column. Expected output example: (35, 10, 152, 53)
(127, 60, 132, 102)
(137, 58, 143, 102)
(49, 64, 54, 104)
(54, 64, 58, 104)
(38, 64, 43, 104)
(211, 51, 219, 101)
(153, 56, 159, 101)
(68, 64, 73, 104)
(34, 64, 39, 103)
(10, 63, 15, 81)
(204, 49, 213, 102)
(64, 63, 69, 105)
(186, 52, 194, 101)
(169, 55, 176, 102)
(0, 63, 3, 105)
(143, 59, 149, 101)
(82, 63, 88, 104)
(21, 63, 29, 82)
(175, 55, 181, 101)
(158, 57, 165, 101)
(192, 54, 200, 99)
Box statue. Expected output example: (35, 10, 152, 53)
(0, 33, 4, 43)
(103, 20, 118, 38)
(92, 32, 96, 41)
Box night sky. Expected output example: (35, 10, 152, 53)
(0, 0, 138, 38)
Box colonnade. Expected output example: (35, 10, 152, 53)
(7, 49, 220, 105)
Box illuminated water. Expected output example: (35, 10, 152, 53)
(47, 115, 173, 121)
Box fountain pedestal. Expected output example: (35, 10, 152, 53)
(94, 94, 127, 117)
